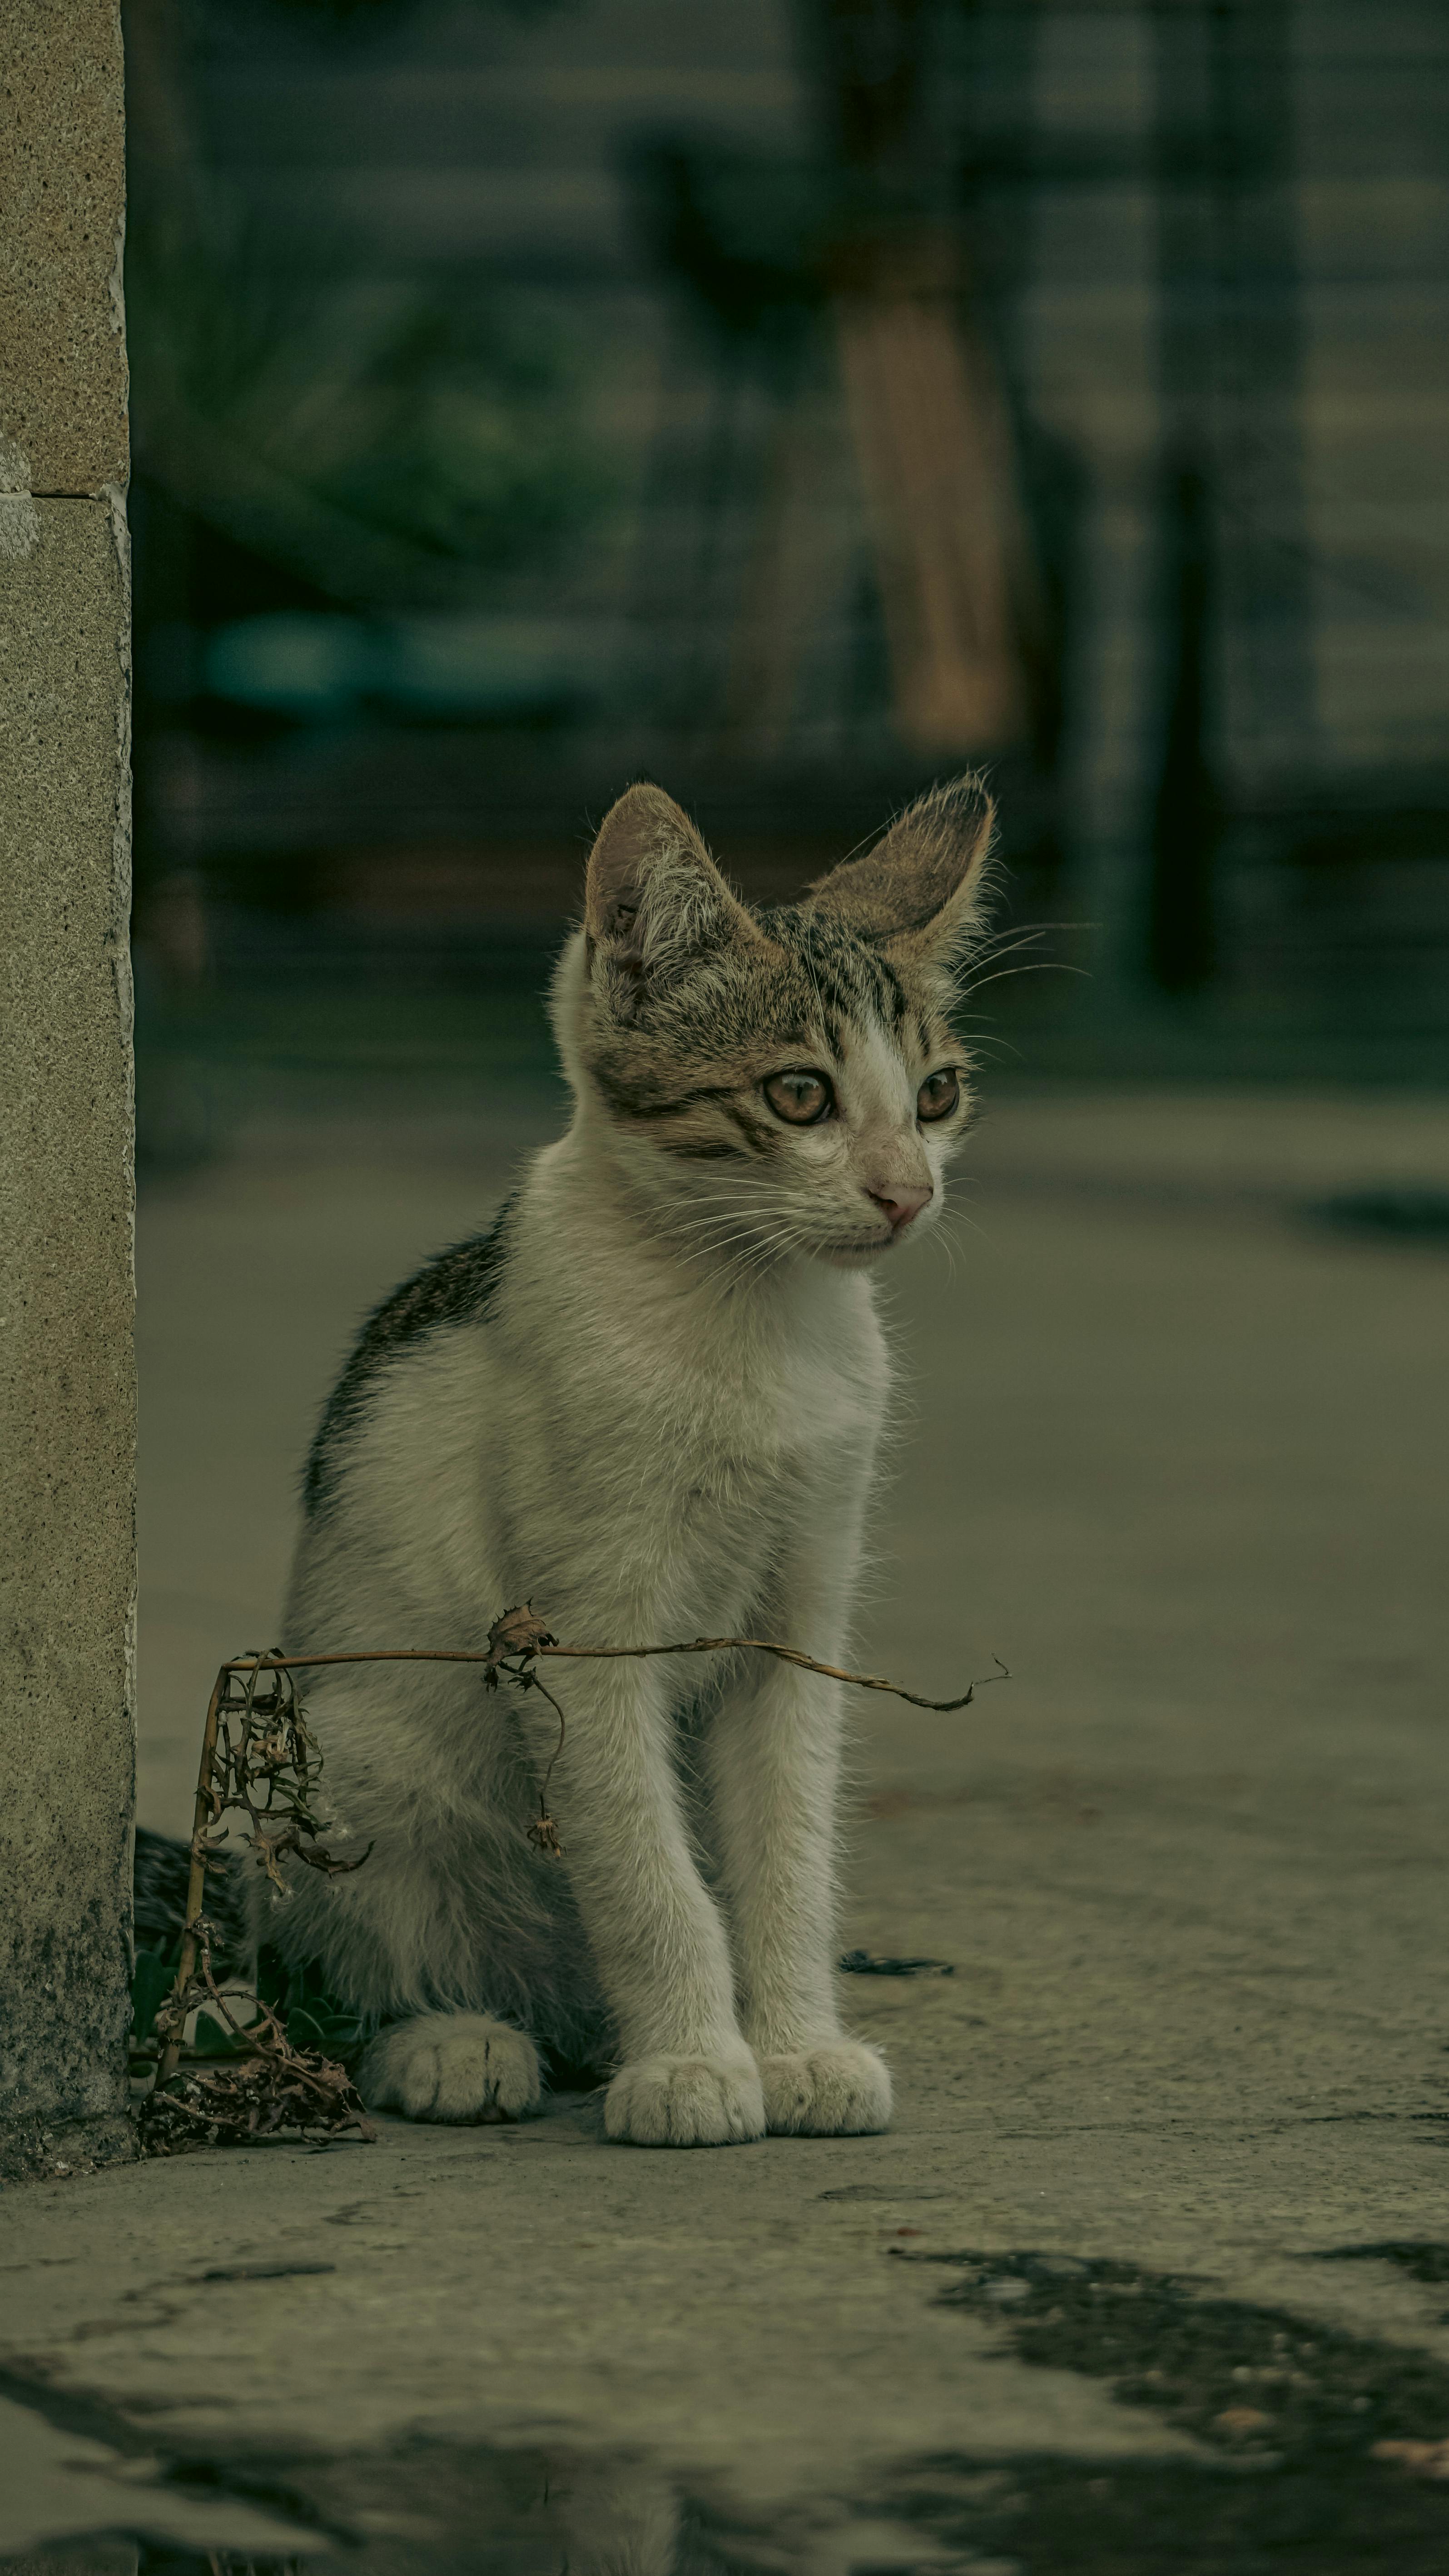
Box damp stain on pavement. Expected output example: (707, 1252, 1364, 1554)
(1310, 2238, 1449, 2300)
(15, 2246, 1449, 2576)
(869, 2243, 1449, 2574)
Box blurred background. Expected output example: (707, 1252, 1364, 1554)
(129, 0, 1449, 1833)
(128, 0, 1449, 1144)
(96, 23, 1449, 2542)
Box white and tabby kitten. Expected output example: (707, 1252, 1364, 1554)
(264, 776, 995, 2146)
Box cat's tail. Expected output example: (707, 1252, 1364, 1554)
(133, 1823, 252, 1973)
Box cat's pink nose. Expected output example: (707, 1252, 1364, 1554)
(867, 1182, 932, 1231)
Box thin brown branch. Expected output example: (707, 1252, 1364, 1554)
(145, 1606, 1007, 2146)
(144, 1911, 375, 2154)
(155, 1668, 227, 2088)
(219, 1637, 1009, 1716)
(146, 1651, 381, 2143)
(521, 1669, 569, 1857)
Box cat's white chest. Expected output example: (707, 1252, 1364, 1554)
(651, 1277, 886, 1524)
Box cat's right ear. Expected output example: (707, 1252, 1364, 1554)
(584, 782, 767, 1016)
(805, 776, 996, 965)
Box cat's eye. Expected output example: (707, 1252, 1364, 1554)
(917, 1068, 961, 1123)
(763, 1069, 834, 1126)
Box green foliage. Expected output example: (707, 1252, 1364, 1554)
(191, 2005, 257, 2055)
(258, 1943, 367, 2062)
(129, 201, 611, 607)
(130, 1939, 364, 2063)
(125, 0, 603, 612)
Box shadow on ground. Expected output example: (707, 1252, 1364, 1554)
(11, 2243, 1449, 2576)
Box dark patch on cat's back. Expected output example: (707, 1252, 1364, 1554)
(134, 1824, 251, 1971)
(303, 1202, 513, 1519)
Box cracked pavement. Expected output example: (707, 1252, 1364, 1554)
(4, 1083, 1448, 2571)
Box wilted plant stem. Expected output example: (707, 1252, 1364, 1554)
(204, 1629, 1007, 1865)
(142, 1607, 1005, 2145)
(218, 1636, 1004, 1716)
(155, 1664, 226, 2089)
(207, 1624, 1007, 1868)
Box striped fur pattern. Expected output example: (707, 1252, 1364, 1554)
(134, 1823, 250, 1972)
(263, 777, 996, 2144)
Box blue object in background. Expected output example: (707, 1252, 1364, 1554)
(200, 612, 628, 725)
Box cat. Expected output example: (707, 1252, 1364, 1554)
(228, 776, 995, 2146)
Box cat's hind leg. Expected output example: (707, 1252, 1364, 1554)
(357, 2012, 541, 2123)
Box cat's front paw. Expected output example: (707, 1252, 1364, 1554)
(604, 2051, 766, 2148)
(358, 2012, 541, 2123)
(759, 2040, 892, 2136)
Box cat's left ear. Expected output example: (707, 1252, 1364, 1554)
(585, 781, 770, 1014)
(805, 776, 996, 963)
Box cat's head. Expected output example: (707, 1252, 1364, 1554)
(552, 777, 997, 1271)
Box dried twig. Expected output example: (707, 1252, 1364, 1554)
(143, 2043, 373, 2153)
(144, 1606, 1006, 2133)
(154, 1651, 371, 2093)
(223, 1612, 1008, 1865)
(222, 1618, 1007, 1716)
(144, 1918, 374, 2153)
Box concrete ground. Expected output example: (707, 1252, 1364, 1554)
(5, 1081, 1449, 2574)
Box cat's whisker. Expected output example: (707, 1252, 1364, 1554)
(712, 1219, 814, 1278)
(669, 1213, 799, 1272)
(952, 1029, 1025, 1066)
(924, 1212, 959, 1285)
(937, 1202, 999, 1261)
(666, 1215, 803, 1288)
(955, 958, 1088, 1004)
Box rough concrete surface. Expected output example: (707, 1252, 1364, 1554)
(0, 495, 135, 2178)
(0, 0, 128, 496)
(4, 1084, 1449, 2570)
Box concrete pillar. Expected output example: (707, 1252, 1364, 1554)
(0, 0, 135, 2178)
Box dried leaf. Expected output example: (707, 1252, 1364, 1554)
(149, 1611, 1003, 2150)
(141, 1977, 375, 2153)
(248, 1823, 371, 1882)
(141, 2047, 374, 2153)
(486, 1602, 558, 1664)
